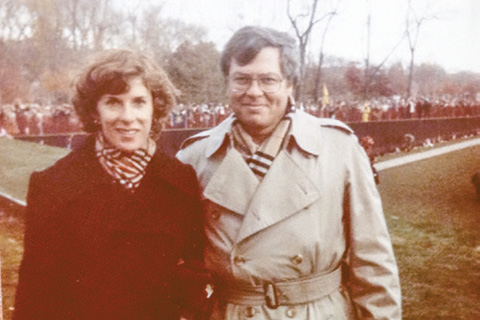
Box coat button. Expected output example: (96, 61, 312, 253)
(234, 256, 246, 265)
(286, 306, 297, 318)
(244, 306, 257, 317)
(291, 254, 303, 265)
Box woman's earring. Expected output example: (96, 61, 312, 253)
(93, 119, 100, 125)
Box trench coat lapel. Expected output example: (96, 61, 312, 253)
(235, 150, 321, 243)
(203, 148, 259, 215)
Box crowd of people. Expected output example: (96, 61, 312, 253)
(1, 95, 479, 137)
(0, 102, 81, 137)
(300, 96, 480, 122)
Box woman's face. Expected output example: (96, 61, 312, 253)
(96, 76, 153, 153)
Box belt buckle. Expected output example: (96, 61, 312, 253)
(263, 282, 279, 309)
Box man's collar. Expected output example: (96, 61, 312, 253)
(286, 110, 322, 156)
(204, 114, 235, 158)
(204, 110, 323, 157)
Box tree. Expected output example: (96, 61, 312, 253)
(139, 9, 207, 63)
(414, 63, 447, 97)
(287, 0, 338, 101)
(386, 62, 407, 96)
(0, 0, 31, 102)
(344, 63, 364, 97)
(313, 0, 340, 102)
(405, 0, 436, 98)
(166, 41, 224, 104)
(360, 0, 407, 101)
(0, 0, 30, 41)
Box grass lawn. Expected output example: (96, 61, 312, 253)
(0, 138, 69, 204)
(378, 144, 480, 319)
(1, 138, 479, 319)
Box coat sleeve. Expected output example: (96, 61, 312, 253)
(174, 165, 214, 320)
(343, 137, 402, 319)
(14, 172, 73, 319)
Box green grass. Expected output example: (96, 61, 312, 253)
(378, 145, 480, 320)
(0, 138, 69, 203)
(1, 138, 479, 319)
(1, 199, 24, 320)
(0, 138, 68, 319)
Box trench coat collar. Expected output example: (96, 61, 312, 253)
(203, 147, 259, 215)
(234, 149, 320, 243)
(202, 110, 327, 158)
(203, 147, 321, 243)
(201, 111, 323, 243)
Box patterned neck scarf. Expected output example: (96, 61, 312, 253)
(95, 134, 156, 190)
(231, 117, 291, 180)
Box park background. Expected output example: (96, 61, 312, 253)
(1, 0, 480, 319)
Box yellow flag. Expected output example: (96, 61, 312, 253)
(322, 84, 329, 105)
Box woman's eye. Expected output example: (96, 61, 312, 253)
(133, 98, 146, 106)
(105, 98, 120, 106)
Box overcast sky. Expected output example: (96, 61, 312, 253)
(132, 0, 480, 73)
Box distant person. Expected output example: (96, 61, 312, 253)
(14, 102, 29, 135)
(14, 49, 212, 320)
(177, 26, 401, 320)
(360, 135, 380, 184)
(472, 171, 480, 201)
(362, 102, 371, 122)
(0, 110, 13, 138)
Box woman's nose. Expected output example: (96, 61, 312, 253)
(119, 104, 136, 121)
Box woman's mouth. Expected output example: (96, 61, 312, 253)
(116, 128, 139, 136)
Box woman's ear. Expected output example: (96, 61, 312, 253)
(92, 111, 100, 126)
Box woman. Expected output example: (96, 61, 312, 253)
(14, 49, 212, 320)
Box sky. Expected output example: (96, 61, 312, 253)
(144, 0, 480, 74)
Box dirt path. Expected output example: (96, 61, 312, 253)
(376, 137, 480, 171)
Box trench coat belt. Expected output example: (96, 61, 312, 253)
(215, 267, 342, 308)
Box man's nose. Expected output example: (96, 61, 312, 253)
(245, 79, 264, 96)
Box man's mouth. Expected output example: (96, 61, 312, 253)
(243, 104, 265, 109)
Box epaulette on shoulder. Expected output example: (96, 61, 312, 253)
(179, 130, 211, 150)
(318, 118, 354, 135)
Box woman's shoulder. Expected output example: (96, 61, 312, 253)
(150, 151, 201, 198)
(35, 138, 95, 182)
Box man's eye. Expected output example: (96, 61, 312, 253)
(261, 77, 278, 85)
(234, 77, 250, 84)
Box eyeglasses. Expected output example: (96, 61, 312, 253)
(229, 73, 283, 93)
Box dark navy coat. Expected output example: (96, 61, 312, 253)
(14, 136, 207, 319)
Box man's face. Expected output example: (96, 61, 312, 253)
(228, 47, 293, 142)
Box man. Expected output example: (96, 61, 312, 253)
(177, 26, 401, 319)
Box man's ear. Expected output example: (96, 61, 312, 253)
(288, 95, 296, 111)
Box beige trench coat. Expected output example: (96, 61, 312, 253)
(177, 110, 401, 320)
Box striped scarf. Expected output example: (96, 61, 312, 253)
(95, 134, 156, 190)
(231, 118, 291, 180)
